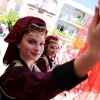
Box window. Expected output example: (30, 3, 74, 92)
(41, 0, 48, 9)
(14, 3, 21, 13)
(73, 9, 85, 20)
(60, 25, 64, 32)
(57, 24, 64, 32)
(73, 13, 82, 19)
(57, 24, 61, 30)
(68, 29, 74, 35)
(48, 0, 57, 13)
(51, 0, 57, 10)
(73, 30, 79, 38)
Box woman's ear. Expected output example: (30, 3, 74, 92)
(17, 43, 20, 49)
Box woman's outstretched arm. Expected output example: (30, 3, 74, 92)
(74, 6, 100, 77)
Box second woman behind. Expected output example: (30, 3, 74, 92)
(36, 35, 60, 73)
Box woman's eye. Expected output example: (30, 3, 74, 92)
(56, 47, 59, 50)
(50, 46, 54, 49)
(40, 43, 44, 45)
(28, 40, 35, 44)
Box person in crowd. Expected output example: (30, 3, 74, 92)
(62, 43, 79, 63)
(61, 43, 74, 64)
(0, 2, 100, 99)
(36, 35, 60, 73)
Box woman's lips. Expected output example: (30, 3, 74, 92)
(31, 53, 39, 56)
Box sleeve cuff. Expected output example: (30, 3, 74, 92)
(51, 59, 88, 90)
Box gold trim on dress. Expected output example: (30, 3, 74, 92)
(13, 60, 41, 72)
(0, 86, 16, 99)
(42, 55, 51, 71)
(0, 59, 41, 99)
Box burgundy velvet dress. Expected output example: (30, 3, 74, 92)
(0, 56, 88, 100)
(36, 54, 57, 73)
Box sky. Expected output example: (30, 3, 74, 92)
(72, 0, 98, 10)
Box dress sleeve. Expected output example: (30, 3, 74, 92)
(51, 60, 88, 90)
(36, 58, 47, 73)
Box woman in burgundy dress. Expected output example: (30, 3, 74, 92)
(0, 3, 100, 100)
(36, 35, 60, 73)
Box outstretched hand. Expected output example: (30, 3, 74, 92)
(74, 0, 100, 77)
(87, 4, 100, 61)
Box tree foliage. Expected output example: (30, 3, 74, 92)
(51, 29, 76, 41)
(0, 9, 20, 31)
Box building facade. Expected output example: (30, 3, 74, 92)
(52, 0, 94, 42)
(0, 0, 94, 42)
(0, 0, 62, 30)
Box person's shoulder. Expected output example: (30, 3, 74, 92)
(37, 57, 46, 63)
(1, 64, 25, 79)
(6, 62, 23, 71)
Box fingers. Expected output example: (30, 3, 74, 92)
(98, 0, 100, 16)
(96, 0, 100, 30)
(89, 6, 99, 30)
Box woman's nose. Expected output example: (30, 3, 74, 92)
(53, 49, 57, 53)
(34, 44, 40, 51)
